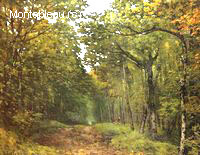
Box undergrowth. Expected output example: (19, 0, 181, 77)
(0, 120, 68, 155)
(94, 123, 178, 155)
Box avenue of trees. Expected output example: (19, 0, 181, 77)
(0, 0, 199, 154)
(79, 0, 200, 154)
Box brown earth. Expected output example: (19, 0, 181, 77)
(35, 126, 129, 155)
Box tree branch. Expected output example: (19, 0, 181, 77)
(115, 42, 144, 68)
(108, 26, 187, 51)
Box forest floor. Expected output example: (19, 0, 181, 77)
(1, 120, 178, 154)
(34, 125, 129, 155)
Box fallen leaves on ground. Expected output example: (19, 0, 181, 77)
(35, 126, 129, 155)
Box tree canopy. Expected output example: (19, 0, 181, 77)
(0, 0, 199, 154)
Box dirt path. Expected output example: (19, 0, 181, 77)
(36, 126, 129, 155)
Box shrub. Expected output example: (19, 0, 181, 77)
(12, 111, 43, 135)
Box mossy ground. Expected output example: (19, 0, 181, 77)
(94, 123, 178, 155)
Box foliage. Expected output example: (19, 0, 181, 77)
(79, 0, 200, 153)
(0, 0, 96, 127)
(12, 111, 43, 134)
(0, 0, 199, 154)
(0, 128, 18, 155)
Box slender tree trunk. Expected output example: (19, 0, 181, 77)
(151, 110, 157, 138)
(155, 66, 161, 129)
(99, 106, 103, 122)
(60, 93, 63, 114)
(120, 101, 125, 124)
(127, 98, 134, 129)
(18, 64, 24, 109)
(107, 102, 111, 122)
(147, 111, 152, 131)
(179, 79, 187, 155)
(120, 63, 126, 124)
(136, 114, 139, 125)
(161, 118, 165, 130)
(179, 95, 187, 155)
(140, 105, 148, 133)
(111, 101, 115, 122)
(179, 39, 189, 155)
(122, 62, 134, 128)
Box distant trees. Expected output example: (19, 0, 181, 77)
(0, 0, 96, 127)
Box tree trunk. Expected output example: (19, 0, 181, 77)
(146, 53, 157, 139)
(99, 106, 103, 122)
(18, 64, 24, 110)
(157, 113, 161, 128)
(179, 80, 187, 155)
(151, 110, 157, 138)
(120, 101, 125, 124)
(107, 102, 111, 122)
(111, 101, 115, 122)
(140, 69, 147, 133)
(127, 99, 134, 129)
(122, 62, 134, 128)
(140, 105, 148, 133)
(179, 39, 189, 155)
(161, 118, 165, 130)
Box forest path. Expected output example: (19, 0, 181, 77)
(36, 125, 129, 155)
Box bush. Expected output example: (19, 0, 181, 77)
(12, 111, 43, 135)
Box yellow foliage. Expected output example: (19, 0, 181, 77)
(164, 42, 170, 49)
(0, 128, 18, 154)
(89, 70, 97, 79)
(153, 0, 162, 3)
(172, 0, 200, 36)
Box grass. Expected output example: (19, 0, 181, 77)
(95, 123, 132, 137)
(0, 126, 63, 155)
(94, 123, 178, 155)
